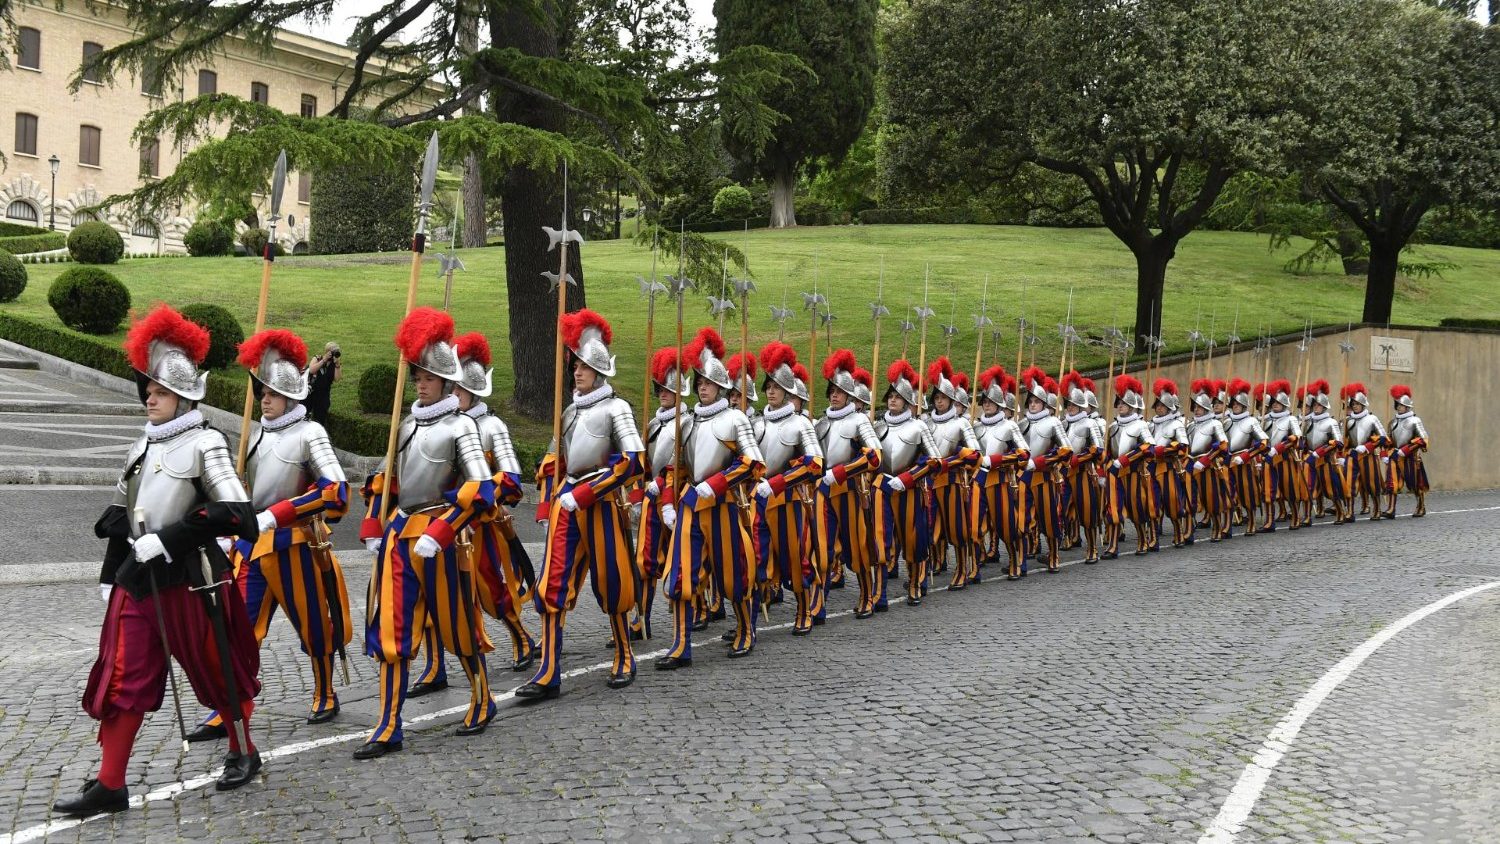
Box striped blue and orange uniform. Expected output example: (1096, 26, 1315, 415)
(1188, 438, 1230, 541)
(873, 458, 938, 600)
(932, 449, 980, 587)
(1102, 443, 1156, 555)
(818, 448, 881, 614)
(756, 454, 823, 631)
(1065, 443, 1104, 560)
(471, 470, 533, 662)
(663, 451, 763, 659)
(531, 450, 643, 687)
(633, 468, 680, 641)
(360, 470, 496, 744)
(973, 451, 1029, 575)
(1025, 448, 1074, 567)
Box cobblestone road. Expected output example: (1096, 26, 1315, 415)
(2, 493, 1498, 843)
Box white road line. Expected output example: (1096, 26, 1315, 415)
(1198, 580, 1500, 844)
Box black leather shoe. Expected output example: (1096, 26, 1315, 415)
(513, 682, 560, 702)
(828, 578, 845, 590)
(511, 650, 536, 672)
(606, 670, 635, 689)
(186, 722, 227, 743)
(906, 595, 921, 607)
(726, 645, 753, 659)
(353, 740, 401, 760)
(791, 626, 811, 636)
(455, 711, 494, 736)
(690, 617, 710, 632)
(709, 607, 727, 622)
(946, 582, 966, 592)
(654, 655, 692, 670)
(307, 702, 340, 724)
(811, 616, 826, 626)
(52, 778, 128, 816)
(873, 603, 889, 612)
(720, 628, 735, 642)
(407, 679, 448, 698)
(854, 608, 873, 619)
(215, 751, 262, 791)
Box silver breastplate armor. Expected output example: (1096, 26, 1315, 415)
(1065, 416, 1103, 454)
(817, 411, 882, 467)
(1389, 414, 1428, 449)
(560, 395, 645, 478)
(876, 416, 937, 474)
(474, 413, 522, 477)
(1150, 415, 1188, 447)
(1347, 414, 1387, 445)
(1025, 416, 1066, 456)
(1303, 416, 1343, 450)
(757, 410, 822, 473)
(1225, 415, 1268, 453)
(976, 417, 1025, 457)
(122, 426, 248, 536)
(684, 406, 762, 483)
(1186, 417, 1225, 456)
(1109, 417, 1152, 458)
(1265, 414, 1301, 447)
(247, 418, 346, 511)
(646, 411, 691, 478)
(927, 415, 979, 460)
(395, 412, 491, 508)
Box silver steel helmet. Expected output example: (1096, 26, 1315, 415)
(412, 337, 463, 382)
(1344, 383, 1370, 410)
(1272, 382, 1293, 409)
(239, 329, 310, 401)
(926, 358, 961, 405)
(692, 347, 733, 392)
(852, 377, 873, 408)
(885, 360, 921, 408)
(764, 362, 800, 401)
(561, 309, 617, 378)
(1154, 384, 1181, 413)
(453, 332, 495, 398)
(396, 307, 464, 383)
(1229, 381, 1254, 410)
(125, 305, 210, 403)
(1066, 384, 1089, 409)
(1003, 385, 1019, 412)
(824, 349, 861, 399)
(981, 381, 1006, 409)
(733, 371, 759, 404)
(1191, 391, 1214, 412)
(790, 368, 812, 403)
(650, 347, 691, 398)
(1391, 385, 1414, 409)
(255, 351, 309, 402)
(1085, 387, 1100, 412)
(953, 385, 970, 409)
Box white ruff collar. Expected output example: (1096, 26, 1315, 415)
(261, 403, 307, 432)
(1394, 410, 1414, 421)
(1153, 411, 1180, 424)
(825, 402, 857, 420)
(1228, 410, 1249, 422)
(1115, 412, 1140, 424)
(979, 410, 1003, 425)
(464, 401, 489, 419)
(1268, 409, 1288, 420)
(884, 409, 912, 425)
(930, 407, 956, 423)
(1307, 411, 1329, 422)
(764, 402, 795, 422)
(694, 398, 728, 418)
(413, 394, 459, 421)
(1025, 409, 1051, 422)
(145, 409, 204, 442)
(1348, 409, 1368, 420)
(655, 403, 686, 422)
(1064, 410, 1087, 424)
(573, 383, 614, 409)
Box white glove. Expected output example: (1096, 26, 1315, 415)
(822, 470, 838, 487)
(412, 534, 441, 560)
(661, 504, 677, 530)
(1355, 444, 1368, 455)
(217, 537, 233, 554)
(559, 492, 579, 512)
(133, 533, 168, 563)
(99, 583, 113, 604)
(1111, 459, 1123, 470)
(1026, 458, 1037, 472)
(886, 475, 906, 493)
(694, 481, 716, 502)
(1192, 460, 1205, 472)
(255, 510, 279, 533)
(644, 478, 662, 498)
(364, 537, 382, 555)
(1335, 458, 1346, 467)
(1232, 455, 1244, 466)
(755, 480, 773, 499)
(1381, 456, 1391, 465)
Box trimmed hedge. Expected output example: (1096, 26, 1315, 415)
(179, 304, 244, 369)
(0, 221, 47, 238)
(359, 363, 400, 413)
(1439, 317, 1500, 330)
(0, 250, 25, 302)
(712, 185, 755, 220)
(309, 158, 415, 255)
(0, 231, 66, 254)
(184, 220, 235, 257)
(48, 266, 130, 334)
(67, 221, 125, 264)
(858, 206, 984, 225)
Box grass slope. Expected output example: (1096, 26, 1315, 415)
(7, 225, 1497, 449)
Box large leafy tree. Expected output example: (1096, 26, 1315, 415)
(1310, 0, 1500, 324)
(70, 0, 805, 419)
(715, 0, 878, 227)
(881, 0, 1354, 351)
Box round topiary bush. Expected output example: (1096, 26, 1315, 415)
(359, 363, 401, 413)
(0, 249, 25, 303)
(47, 266, 130, 334)
(66, 221, 125, 265)
(178, 303, 244, 369)
(238, 227, 287, 258)
(712, 184, 755, 220)
(184, 220, 234, 257)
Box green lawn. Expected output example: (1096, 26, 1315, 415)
(7, 224, 1498, 451)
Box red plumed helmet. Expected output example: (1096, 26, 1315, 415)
(559, 308, 613, 351)
(1273, 379, 1293, 398)
(1228, 377, 1252, 398)
(684, 327, 727, 366)
(1390, 384, 1412, 400)
(236, 328, 307, 371)
(758, 341, 797, 375)
(791, 363, 811, 385)
(125, 304, 211, 372)
(1252, 382, 1268, 404)
(1212, 379, 1227, 398)
(979, 365, 1007, 390)
(823, 348, 857, 380)
(953, 371, 970, 391)
(853, 367, 873, 388)
(888, 359, 918, 386)
(395, 306, 454, 362)
(1191, 378, 1213, 396)
(1296, 384, 1308, 402)
(649, 347, 680, 385)
(1020, 365, 1048, 391)
(1154, 377, 1179, 397)
(1001, 373, 1018, 394)
(1344, 381, 1367, 400)
(727, 352, 757, 381)
(1042, 376, 1059, 396)
(926, 356, 955, 390)
(1060, 370, 1083, 394)
(454, 332, 491, 367)
(1116, 374, 1143, 397)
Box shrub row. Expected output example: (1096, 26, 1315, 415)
(0, 232, 67, 254)
(1438, 317, 1500, 331)
(0, 221, 47, 237)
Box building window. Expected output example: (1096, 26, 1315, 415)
(17, 27, 40, 70)
(300, 94, 317, 118)
(79, 125, 101, 167)
(198, 69, 217, 96)
(140, 60, 162, 97)
(298, 172, 311, 204)
(140, 138, 160, 178)
(250, 81, 269, 104)
(70, 210, 98, 227)
(131, 219, 159, 238)
(80, 41, 103, 84)
(6, 200, 39, 223)
(14, 113, 38, 156)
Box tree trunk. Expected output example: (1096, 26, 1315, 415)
(1131, 239, 1173, 357)
(490, 1, 585, 421)
(768, 163, 797, 228)
(1362, 235, 1400, 326)
(461, 152, 487, 247)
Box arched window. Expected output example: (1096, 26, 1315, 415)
(5, 200, 39, 223)
(17, 27, 40, 70)
(70, 209, 98, 227)
(131, 218, 159, 238)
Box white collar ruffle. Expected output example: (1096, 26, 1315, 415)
(145, 409, 204, 442)
(261, 403, 307, 431)
(413, 394, 459, 421)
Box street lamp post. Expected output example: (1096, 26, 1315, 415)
(47, 155, 60, 230)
